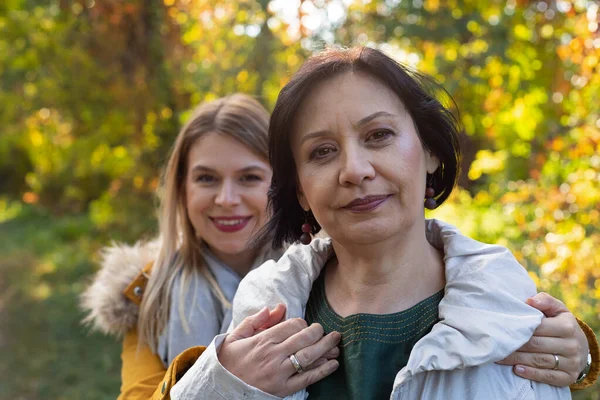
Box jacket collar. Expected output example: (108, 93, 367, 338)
(232, 219, 542, 378)
(395, 219, 542, 384)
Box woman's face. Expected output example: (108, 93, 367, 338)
(185, 133, 272, 260)
(291, 72, 439, 245)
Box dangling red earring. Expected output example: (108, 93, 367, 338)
(300, 213, 313, 245)
(424, 175, 437, 210)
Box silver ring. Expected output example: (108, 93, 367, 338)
(289, 354, 304, 373)
(552, 354, 560, 370)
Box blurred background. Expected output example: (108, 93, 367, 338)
(0, 0, 598, 398)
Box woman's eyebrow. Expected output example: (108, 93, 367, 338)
(237, 165, 268, 173)
(190, 165, 215, 173)
(190, 165, 268, 174)
(299, 130, 331, 145)
(355, 111, 397, 127)
(300, 111, 398, 145)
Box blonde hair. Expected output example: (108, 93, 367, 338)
(138, 93, 270, 352)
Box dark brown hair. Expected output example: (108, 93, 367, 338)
(264, 47, 461, 248)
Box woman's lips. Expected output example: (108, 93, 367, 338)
(342, 195, 391, 212)
(210, 216, 252, 233)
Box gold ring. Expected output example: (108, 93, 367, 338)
(552, 354, 560, 370)
(289, 354, 304, 373)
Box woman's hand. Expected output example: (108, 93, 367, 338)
(218, 304, 341, 397)
(497, 292, 588, 386)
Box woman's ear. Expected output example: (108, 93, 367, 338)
(425, 151, 440, 175)
(297, 185, 310, 212)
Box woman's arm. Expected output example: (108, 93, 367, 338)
(497, 293, 599, 389)
(170, 305, 339, 400)
(119, 330, 166, 399)
(119, 330, 206, 400)
(217, 305, 340, 397)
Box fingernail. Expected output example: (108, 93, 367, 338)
(515, 366, 526, 374)
(328, 360, 339, 372)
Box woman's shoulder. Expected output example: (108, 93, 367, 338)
(426, 218, 534, 292)
(80, 237, 162, 337)
(243, 239, 332, 287)
(231, 239, 332, 327)
(404, 360, 571, 399)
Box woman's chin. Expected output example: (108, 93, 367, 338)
(330, 225, 397, 246)
(205, 240, 249, 257)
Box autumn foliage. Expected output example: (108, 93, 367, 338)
(0, 0, 598, 398)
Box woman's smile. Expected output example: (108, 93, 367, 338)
(210, 216, 253, 232)
(341, 194, 392, 212)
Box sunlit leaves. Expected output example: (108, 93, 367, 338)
(468, 150, 507, 180)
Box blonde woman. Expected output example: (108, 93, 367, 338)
(82, 93, 598, 400)
(82, 93, 295, 398)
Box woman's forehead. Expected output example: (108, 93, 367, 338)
(292, 72, 407, 133)
(187, 133, 269, 172)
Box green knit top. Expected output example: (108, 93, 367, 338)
(305, 268, 444, 400)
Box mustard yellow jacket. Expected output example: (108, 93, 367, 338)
(119, 329, 205, 400)
(81, 239, 599, 400)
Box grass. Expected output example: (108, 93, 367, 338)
(0, 208, 121, 400)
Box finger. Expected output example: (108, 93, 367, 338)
(257, 303, 287, 332)
(321, 345, 340, 360)
(286, 360, 339, 393)
(282, 331, 341, 375)
(531, 314, 578, 338)
(512, 365, 576, 387)
(301, 346, 340, 369)
(496, 352, 575, 372)
(227, 307, 270, 342)
(526, 293, 569, 318)
(514, 335, 578, 357)
(303, 357, 329, 371)
(280, 323, 325, 355)
(258, 317, 308, 343)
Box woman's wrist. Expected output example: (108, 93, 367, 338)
(574, 352, 592, 384)
(571, 318, 599, 390)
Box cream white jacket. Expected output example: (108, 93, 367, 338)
(171, 219, 571, 400)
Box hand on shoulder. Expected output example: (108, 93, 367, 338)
(219, 304, 341, 397)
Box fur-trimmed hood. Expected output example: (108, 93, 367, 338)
(80, 238, 161, 337)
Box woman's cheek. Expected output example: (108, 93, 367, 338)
(251, 185, 270, 210)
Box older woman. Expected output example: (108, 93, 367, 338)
(169, 48, 596, 399)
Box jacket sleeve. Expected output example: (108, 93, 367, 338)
(118, 330, 206, 400)
(170, 333, 290, 400)
(570, 318, 599, 391)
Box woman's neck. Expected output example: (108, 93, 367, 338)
(208, 246, 258, 278)
(325, 223, 445, 317)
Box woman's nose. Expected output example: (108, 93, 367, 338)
(215, 181, 241, 207)
(338, 144, 376, 187)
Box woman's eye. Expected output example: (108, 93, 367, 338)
(195, 174, 216, 183)
(240, 174, 262, 183)
(368, 130, 393, 141)
(311, 146, 336, 159)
